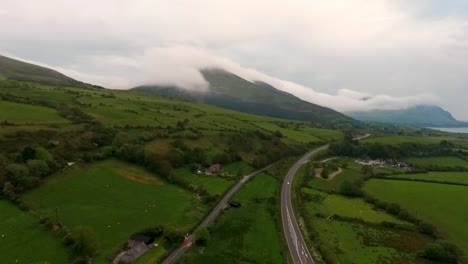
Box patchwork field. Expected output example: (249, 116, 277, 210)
(0, 100, 69, 124)
(22, 159, 207, 263)
(175, 167, 234, 196)
(181, 173, 286, 264)
(405, 156, 468, 169)
(302, 188, 405, 224)
(364, 179, 468, 257)
(311, 219, 430, 264)
(307, 162, 364, 193)
(0, 200, 69, 263)
(387, 171, 468, 184)
(363, 135, 456, 145)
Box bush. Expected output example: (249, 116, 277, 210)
(421, 242, 459, 263)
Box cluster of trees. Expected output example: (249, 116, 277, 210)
(329, 140, 457, 160)
(2, 147, 58, 192)
(57, 105, 95, 123)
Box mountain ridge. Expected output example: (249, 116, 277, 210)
(347, 105, 468, 127)
(133, 69, 359, 128)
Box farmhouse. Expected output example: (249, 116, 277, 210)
(113, 234, 154, 263)
(206, 164, 223, 174)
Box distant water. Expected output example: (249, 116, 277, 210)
(428, 127, 468, 133)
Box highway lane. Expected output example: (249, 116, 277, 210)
(281, 145, 329, 264)
(161, 162, 277, 264)
(281, 133, 370, 264)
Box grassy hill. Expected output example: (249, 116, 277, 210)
(347, 105, 468, 127)
(0, 55, 349, 262)
(133, 69, 358, 128)
(0, 55, 83, 86)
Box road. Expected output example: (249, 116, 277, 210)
(281, 133, 370, 264)
(281, 145, 329, 264)
(161, 162, 277, 264)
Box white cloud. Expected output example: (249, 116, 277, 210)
(1, 0, 467, 116)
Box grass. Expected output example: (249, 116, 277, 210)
(22, 159, 207, 263)
(363, 135, 455, 145)
(0, 100, 69, 124)
(387, 171, 468, 184)
(254, 122, 323, 143)
(181, 173, 285, 264)
(302, 188, 406, 224)
(312, 218, 426, 264)
(134, 245, 168, 264)
(406, 156, 468, 169)
(175, 167, 234, 196)
(364, 179, 468, 257)
(0, 200, 69, 263)
(307, 162, 364, 193)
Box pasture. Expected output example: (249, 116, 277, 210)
(363, 135, 455, 145)
(22, 159, 207, 262)
(181, 173, 285, 264)
(405, 156, 468, 169)
(312, 218, 430, 264)
(364, 179, 468, 257)
(307, 162, 364, 193)
(0, 200, 69, 263)
(0, 100, 69, 124)
(175, 167, 234, 196)
(302, 188, 405, 224)
(387, 171, 468, 185)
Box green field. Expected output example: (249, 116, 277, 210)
(312, 218, 428, 264)
(22, 159, 207, 263)
(254, 122, 323, 143)
(0, 100, 69, 124)
(364, 179, 468, 257)
(181, 173, 285, 264)
(175, 167, 234, 195)
(388, 171, 468, 184)
(302, 188, 405, 224)
(406, 156, 468, 169)
(0, 200, 69, 263)
(307, 162, 364, 193)
(363, 135, 455, 145)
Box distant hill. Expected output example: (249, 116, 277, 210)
(133, 69, 358, 127)
(347, 105, 468, 127)
(0, 55, 83, 86)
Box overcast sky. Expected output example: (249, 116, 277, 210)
(1, 1, 468, 118)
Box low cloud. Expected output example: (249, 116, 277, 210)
(27, 45, 435, 112)
(135, 46, 438, 112)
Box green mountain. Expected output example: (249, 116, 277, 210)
(133, 69, 357, 127)
(0, 55, 83, 86)
(347, 105, 468, 127)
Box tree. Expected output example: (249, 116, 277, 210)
(195, 228, 210, 247)
(21, 147, 36, 162)
(5, 163, 30, 185)
(158, 160, 173, 178)
(422, 242, 459, 263)
(35, 147, 58, 169)
(71, 226, 99, 258)
(27, 159, 50, 178)
(339, 180, 362, 197)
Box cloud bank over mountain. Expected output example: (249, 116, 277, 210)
(1, 0, 467, 115)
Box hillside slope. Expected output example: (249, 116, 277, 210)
(347, 105, 468, 127)
(0, 55, 81, 86)
(133, 69, 357, 127)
